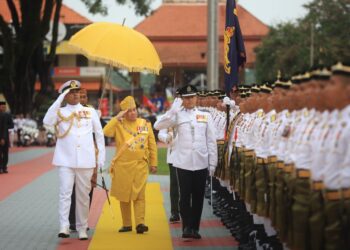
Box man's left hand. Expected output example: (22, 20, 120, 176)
(150, 166, 157, 174)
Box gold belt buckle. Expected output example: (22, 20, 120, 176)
(297, 169, 310, 178)
(312, 181, 324, 190)
(284, 164, 294, 173)
(277, 161, 284, 169)
(342, 188, 350, 199)
(268, 155, 277, 163)
(257, 157, 267, 164)
(325, 190, 341, 201)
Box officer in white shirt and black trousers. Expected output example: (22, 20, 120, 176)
(43, 80, 105, 240)
(154, 84, 217, 240)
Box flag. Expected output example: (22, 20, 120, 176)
(224, 0, 246, 95)
(142, 95, 157, 112)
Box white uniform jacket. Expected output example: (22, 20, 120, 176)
(154, 108, 217, 171)
(43, 95, 105, 169)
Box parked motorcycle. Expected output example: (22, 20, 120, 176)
(20, 119, 39, 146)
(20, 126, 38, 146)
(44, 125, 56, 147)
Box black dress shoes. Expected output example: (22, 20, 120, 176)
(192, 230, 202, 239)
(136, 224, 149, 234)
(182, 227, 192, 238)
(118, 226, 132, 232)
(169, 214, 180, 223)
(3, 169, 8, 173)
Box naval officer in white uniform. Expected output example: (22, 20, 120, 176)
(154, 84, 217, 240)
(43, 80, 105, 240)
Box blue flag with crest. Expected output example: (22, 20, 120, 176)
(224, 0, 246, 94)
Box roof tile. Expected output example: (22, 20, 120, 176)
(136, 4, 269, 38)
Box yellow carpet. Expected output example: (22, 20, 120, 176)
(89, 182, 173, 250)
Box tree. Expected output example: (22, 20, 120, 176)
(0, 0, 152, 115)
(255, 22, 310, 82)
(254, 0, 350, 82)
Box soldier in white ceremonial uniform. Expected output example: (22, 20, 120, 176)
(154, 84, 217, 240)
(43, 80, 105, 240)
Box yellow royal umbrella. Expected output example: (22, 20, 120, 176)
(68, 22, 162, 74)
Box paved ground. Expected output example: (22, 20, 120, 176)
(0, 146, 238, 250)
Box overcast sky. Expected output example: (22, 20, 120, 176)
(63, 0, 313, 27)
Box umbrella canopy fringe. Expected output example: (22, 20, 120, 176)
(68, 43, 161, 75)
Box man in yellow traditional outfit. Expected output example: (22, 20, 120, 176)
(103, 96, 158, 234)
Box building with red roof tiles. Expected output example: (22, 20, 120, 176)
(135, 0, 269, 88)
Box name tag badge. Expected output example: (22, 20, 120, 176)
(196, 114, 208, 123)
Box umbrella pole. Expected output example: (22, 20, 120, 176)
(98, 65, 112, 112)
(173, 71, 176, 96)
(108, 65, 114, 116)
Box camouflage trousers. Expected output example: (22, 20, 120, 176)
(267, 156, 277, 225)
(255, 158, 269, 217)
(324, 190, 345, 250)
(242, 150, 255, 201)
(291, 175, 311, 250)
(309, 183, 325, 250)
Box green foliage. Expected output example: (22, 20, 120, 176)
(81, 0, 153, 16)
(154, 147, 170, 175)
(255, 0, 350, 82)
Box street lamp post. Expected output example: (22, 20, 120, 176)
(207, 0, 219, 91)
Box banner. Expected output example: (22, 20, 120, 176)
(224, 0, 246, 94)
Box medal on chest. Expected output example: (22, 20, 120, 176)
(196, 114, 208, 123)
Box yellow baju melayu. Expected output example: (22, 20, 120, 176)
(103, 111, 157, 228)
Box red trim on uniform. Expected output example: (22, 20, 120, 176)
(88, 189, 106, 229)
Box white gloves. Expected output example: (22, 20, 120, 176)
(209, 166, 216, 176)
(166, 132, 173, 144)
(223, 97, 236, 108)
(97, 162, 105, 170)
(169, 98, 183, 115)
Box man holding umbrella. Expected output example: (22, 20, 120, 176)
(43, 80, 105, 240)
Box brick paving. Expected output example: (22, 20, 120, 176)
(0, 147, 238, 250)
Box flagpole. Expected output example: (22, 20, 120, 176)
(207, 0, 219, 91)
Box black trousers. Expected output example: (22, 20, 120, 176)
(69, 183, 94, 229)
(0, 144, 9, 171)
(169, 163, 180, 216)
(176, 167, 207, 231)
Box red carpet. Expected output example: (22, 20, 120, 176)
(0, 152, 54, 201)
(56, 189, 106, 250)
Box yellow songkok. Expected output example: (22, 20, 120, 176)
(120, 96, 136, 111)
